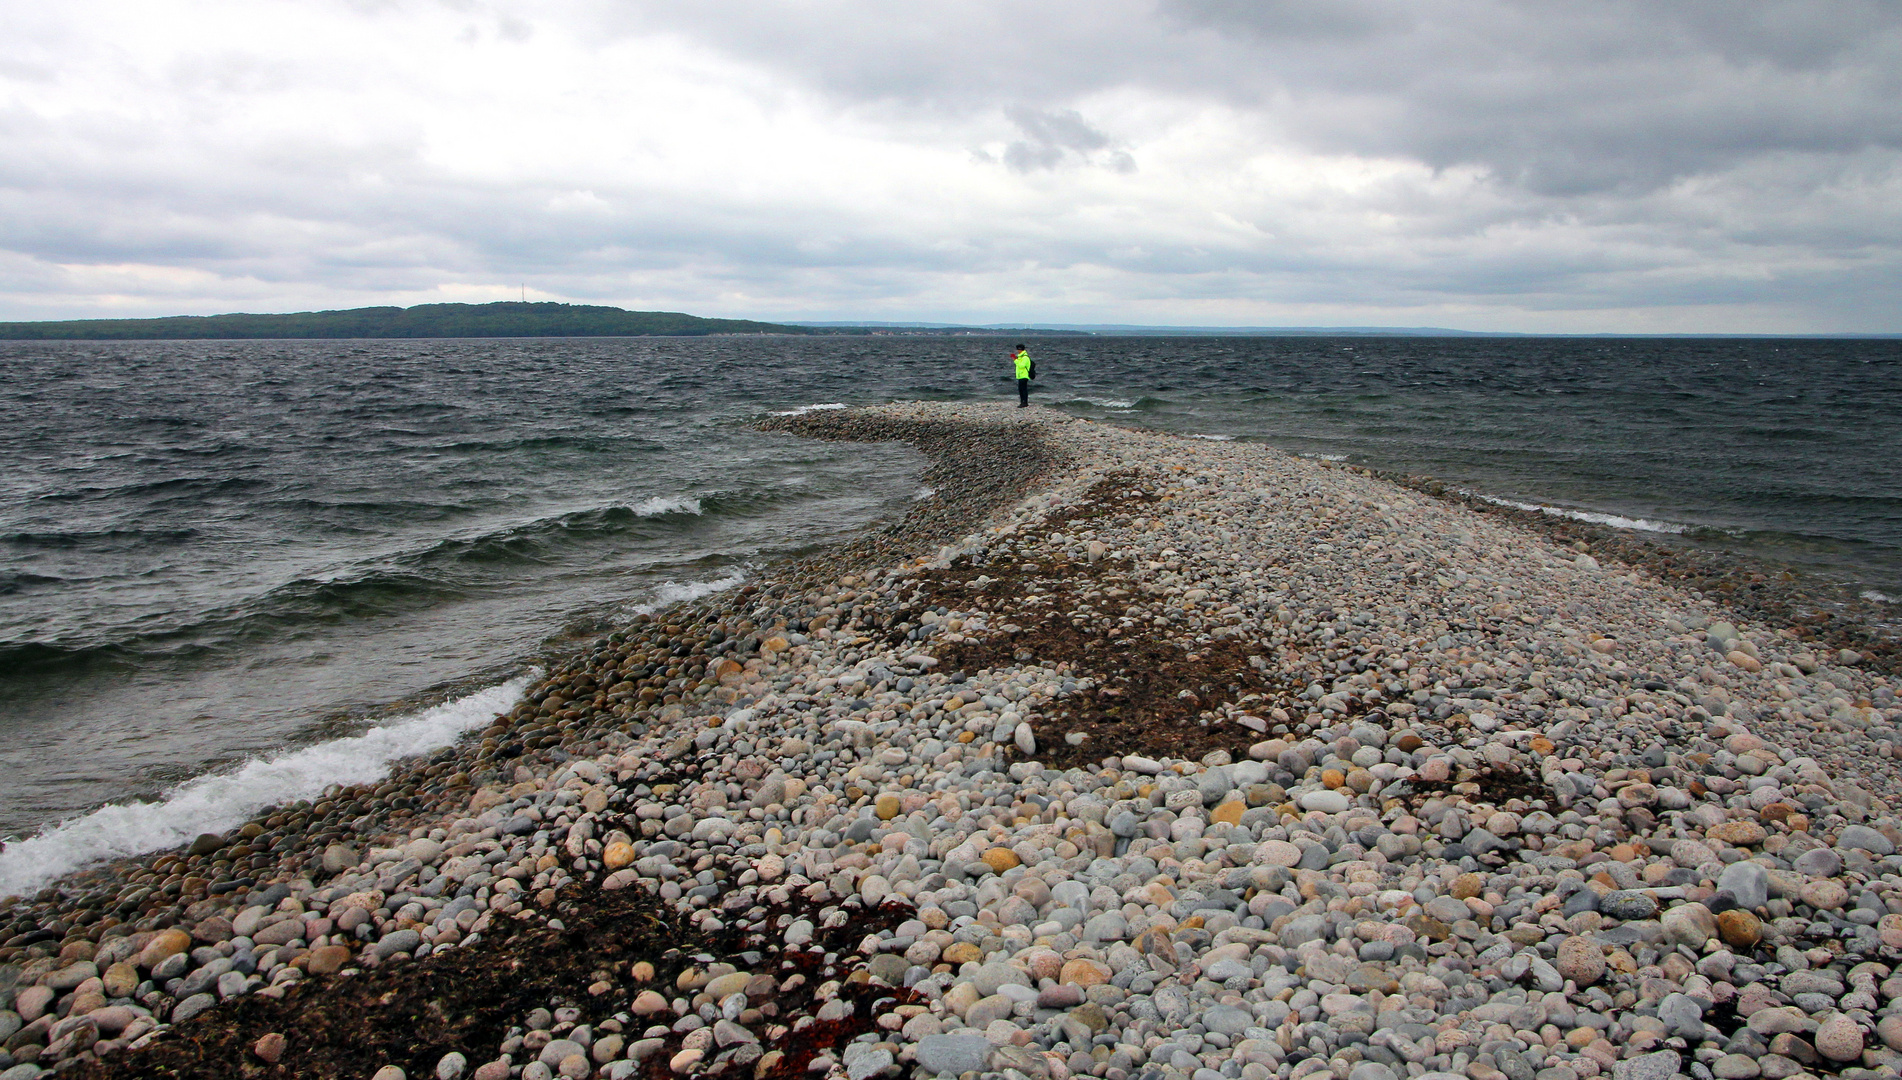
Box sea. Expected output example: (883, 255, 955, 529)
(2, 334, 1898, 895)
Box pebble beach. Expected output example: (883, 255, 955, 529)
(4, 400, 1902, 1080)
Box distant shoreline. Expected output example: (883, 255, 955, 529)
(0, 301, 1087, 341)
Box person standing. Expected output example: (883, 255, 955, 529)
(1013, 343, 1033, 407)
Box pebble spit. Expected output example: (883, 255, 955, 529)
(3, 401, 1901, 1080)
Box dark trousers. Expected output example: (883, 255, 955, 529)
(1017, 378, 1029, 407)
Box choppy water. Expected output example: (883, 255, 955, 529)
(2, 335, 1897, 891)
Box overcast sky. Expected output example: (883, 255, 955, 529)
(3, 0, 1899, 331)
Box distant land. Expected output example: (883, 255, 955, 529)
(787, 321, 1511, 336)
(0, 302, 1089, 340)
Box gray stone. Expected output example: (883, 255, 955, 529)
(1298, 789, 1350, 813)
(1204, 1005, 1252, 1035)
(970, 962, 1030, 995)
(1838, 825, 1896, 856)
(374, 929, 423, 959)
(436, 1052, 468, 1080)
(170, 992, 219, 1024)
(847, 1048, 894, 1080)
(1279, 914, 1329, 948)
(1718, 862, 1768, 910)
(1598, 890, 1658, 921)
(538, 1040, 586, 1068)
(914, 1034, 992, 1076)
(1658, 993, 1705, 1039)
(1613, 1049, 1685, 1080)
(1350, 1064, 1399, 1080)
(1081, 912, 1127, 942)
(1792, 849, 1842, 877)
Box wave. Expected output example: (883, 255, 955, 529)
(0, 675, 532, 899)
(770, 403, 847, 417)
(1064, 397, 1136, 409)
(1189, 433, 1237, 441)
(632, 495, 703, 516)
(1299, 452, 1349, 462)
(0, 495, 742, 671)
(3, 526, 200, 550)
(1475, 494, 1689, 535)
(35, 476, 270, 505)
(632, 572, 747, 615)
(1864, 590, 1899, 604)
(0, 571, 65, 596)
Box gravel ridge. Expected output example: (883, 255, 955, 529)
(3, 401, 1902, 1080)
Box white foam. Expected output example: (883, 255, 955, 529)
(1863, 590, 1899, 604)
(1300, 452, 1349, 462)
(632, 495, 703, 516)
(912, 487, 937, 501)
(0, 675, 534, 900)
(1190, 433, 1237, 441)
(1476, 494, 1688, 534)
(1068, 397, 1135, 409)
(771, 403, 847, 416)
(633, 571, 746, 614)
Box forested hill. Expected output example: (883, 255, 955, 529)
(0, 302, 814, 339)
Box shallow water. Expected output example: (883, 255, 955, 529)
(1, 334, 1896, 863)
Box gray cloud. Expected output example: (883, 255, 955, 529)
(0, 0, 1897, 330)
(1000, 106, 1133, 173)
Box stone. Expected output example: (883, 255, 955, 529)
(1658, 993, 1705, 1039)
(1059, 959, 1110, 987)
(1613, 1050, 1683, 1080)
(1718, 862, 1768, 910)
(1801, 878, 1848, 910)
(981, 847, 1020, 873)
(137, 928, 193, 969)
(1014, 723, 1035, 755)
(601, 841, 636, 870)
(307, 945, 354, 975)
(1709, 821, 1768, 846)
(1791, 848, 1841, 877)
(374, 929, 423, 959)
(874, 794, 901, 820)
(1712, 1054, 1760, 1079)
(171, 992, 219, 1023)
(632, 990, 671, 1015)
(1556, 936, 1605, 986)
(254, 1032, 288, 1063)
(1298, 789, 1351, 813)
(1598, 890, 1658, 921)
(1660, 903, 1716, 947)
(540, 1040, 587, 1068)
(373, 1068, 407, 1080)
(1815, 1014, 1863, 1061)
(915, 1033, 992, 1075)
(1210, 801, 1245, 826)
(1838, 825, 1895, 855)
(1205, 1005, 1252, 1035)
(847, 1048, 893, 1080)
(1716, 909, 1762, 948)
(438, 1052, 469, 1080)
(1258, 840, 1303, 867)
